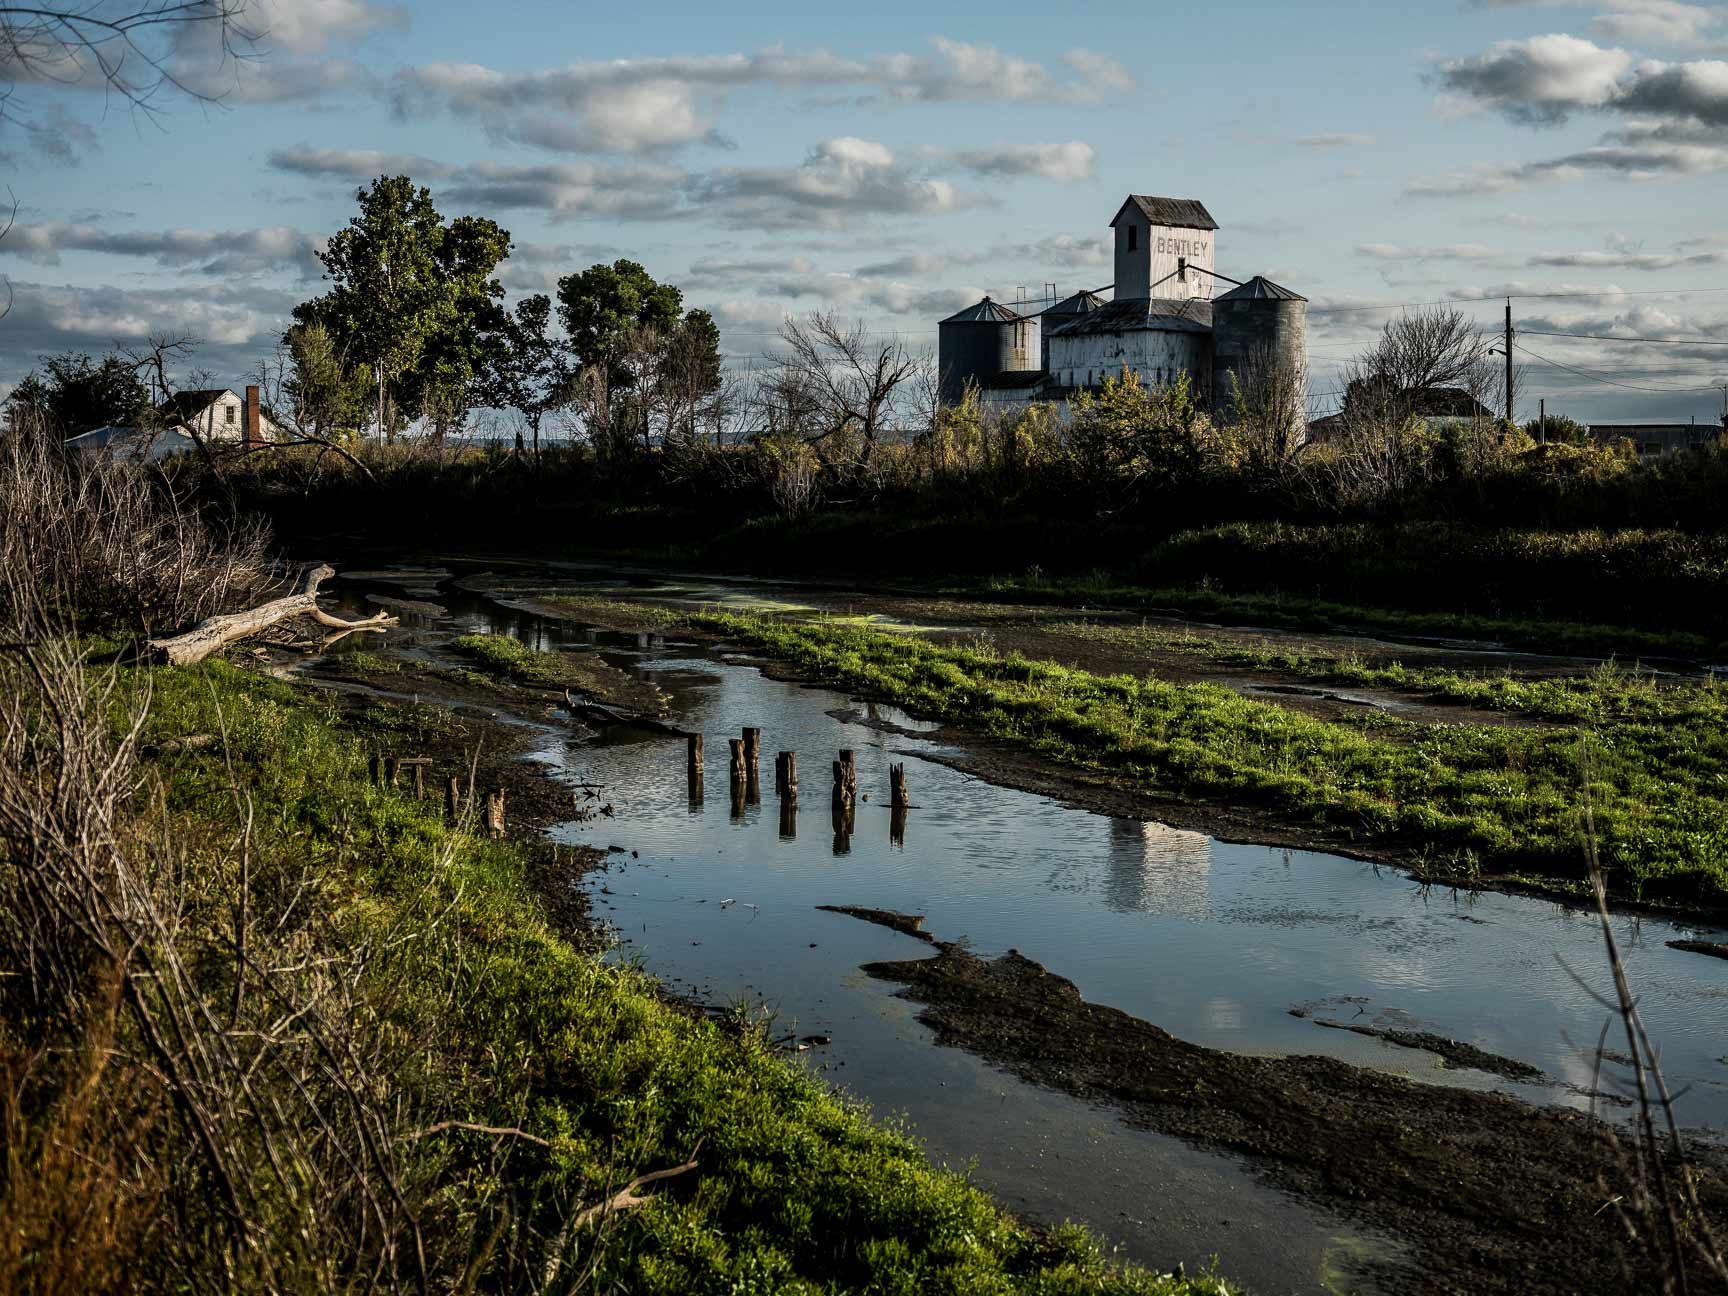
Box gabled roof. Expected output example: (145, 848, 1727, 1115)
(939, 295, 1026, 324)
(1110, 196, 1218, 232)
(159, 388, 235, 419)
(1215, 275, 1305, 302)
(1048, 297, 1214, 337)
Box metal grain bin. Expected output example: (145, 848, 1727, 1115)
(1211, 276, 1307, 423)
(938, 296, 1038, 404)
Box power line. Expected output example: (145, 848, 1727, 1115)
(1514, 341, 1725, 394)
(1519, 328, 1728, 347)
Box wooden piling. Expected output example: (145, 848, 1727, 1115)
(687, 734, 704, 804)
(890, 804, 908, 849)
(412, 762, 426, 801)
(837, 750, 856, 802)
(384, 756, 400, 787)
(778, 793, 797, 841)
(484, 787, 506, 838)
(369, 754, 382, 787)
(889, 762, 908, 811)
(445, 775, 460, 822)
(742, 727, 760, 780)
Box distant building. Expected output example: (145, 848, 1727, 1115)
(936, 195, 1308, 427)
(158, 385, 278, 445)
(63, 383, 276, 460)
(1588, 423, 1721, 458)
(1307, 385, 1497, 442)
(62, 424, 200, 462)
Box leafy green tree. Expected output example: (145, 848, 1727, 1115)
(4, 351, 150, 437)
(662, 307, 724, 442)
(1522, 412, 1591, 447)
(296, 177, 510, 441)
(556, 259, 683, 384)
(284, 321, 372, 438)
(475, 294, 571, 459)
(556, 260, 684, 452)
(1067, 369, 1210, 497)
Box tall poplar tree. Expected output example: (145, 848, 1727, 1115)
(295, 177, 510, 441)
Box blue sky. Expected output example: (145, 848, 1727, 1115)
(4, 0, 1728, 422)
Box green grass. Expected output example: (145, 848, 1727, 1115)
(690, 612, 1728, 906)
(966, 574, 1721, 661)
(127, 660, 1225, 1293)
(1049, 620, 1712, 725)
(451, 631, 581, 687)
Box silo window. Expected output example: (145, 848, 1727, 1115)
(1127, 225, 1138, 252)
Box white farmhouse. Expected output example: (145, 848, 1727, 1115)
(159, 385, 279, 444)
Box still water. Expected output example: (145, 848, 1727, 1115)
(327, 565, 1728, 1294)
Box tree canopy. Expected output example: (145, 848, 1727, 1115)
(294, 177, 510, 440)
(5, 351, 151, 437)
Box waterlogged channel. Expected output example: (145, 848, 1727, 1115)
(325, 565, 1728, 1294)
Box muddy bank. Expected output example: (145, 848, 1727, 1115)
(862, 941, 1726, 1295)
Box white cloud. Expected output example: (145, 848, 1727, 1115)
(1355, 242, 1500, 260)
(1434, 33, 1636, 123)
(387, 39, 1134, 155)
(0, 222, 324, 276)
(1297, 132, 1376, 149)
(688, 137, 978, 230)
(938, 141, 1096, 181)
(268, 145, 458, 180)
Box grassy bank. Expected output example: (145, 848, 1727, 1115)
(689, 612, 1728, 906)
(967, 573, 1722, 661)
(1046, 621, 1708, 724)
(2, 653, 1221, 1293)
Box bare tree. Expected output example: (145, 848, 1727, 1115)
(0, 0, 257, 124)
(773, 313, 921, 475)
(0, 186, 14, 322)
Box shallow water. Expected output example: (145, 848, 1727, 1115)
(323, 563, 1728, 1293)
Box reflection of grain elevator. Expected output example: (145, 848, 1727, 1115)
(937, 195, 1307, 423)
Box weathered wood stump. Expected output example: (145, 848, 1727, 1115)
(485, 787, 506, 838)
(445, 775, 461, 822)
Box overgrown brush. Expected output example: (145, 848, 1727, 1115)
(0, 417, 271, 636)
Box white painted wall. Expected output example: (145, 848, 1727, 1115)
(1048, 329, 1213, 400)
(1114, 220, 1217, 300)
(177, 390, 281, 442)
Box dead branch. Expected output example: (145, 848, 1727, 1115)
(399, 1121, 551, 1149)
(145, 563, 396, 666)
(569, 1140, 702, 1232)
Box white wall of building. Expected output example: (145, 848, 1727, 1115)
(1114, 221, 1217, 300)
(1048, 330, 1213, 400)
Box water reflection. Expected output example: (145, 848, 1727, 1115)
(1105, 819, 1213, 917)
(831, 790, 855, 855)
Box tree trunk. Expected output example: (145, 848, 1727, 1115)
(146, 564, 397, 666)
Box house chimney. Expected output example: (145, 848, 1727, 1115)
(244, 384, 261, 447)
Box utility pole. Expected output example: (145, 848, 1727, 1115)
(1539, 398, 1546, 445)
(1504, 298, 1515, 426)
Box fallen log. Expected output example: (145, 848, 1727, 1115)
(146, 564, 398, 666)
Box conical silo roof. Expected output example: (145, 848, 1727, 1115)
(940, 295, 1025, 324)
(1215, 276, 1306, 302)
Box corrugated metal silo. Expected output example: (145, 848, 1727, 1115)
(938, 296, 1037, 404)
(1211, 276, 1307, 424)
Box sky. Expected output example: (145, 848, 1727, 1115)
(4, 0, 1728, 425)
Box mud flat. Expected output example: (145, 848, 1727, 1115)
(863, 941, 1728, 1296)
